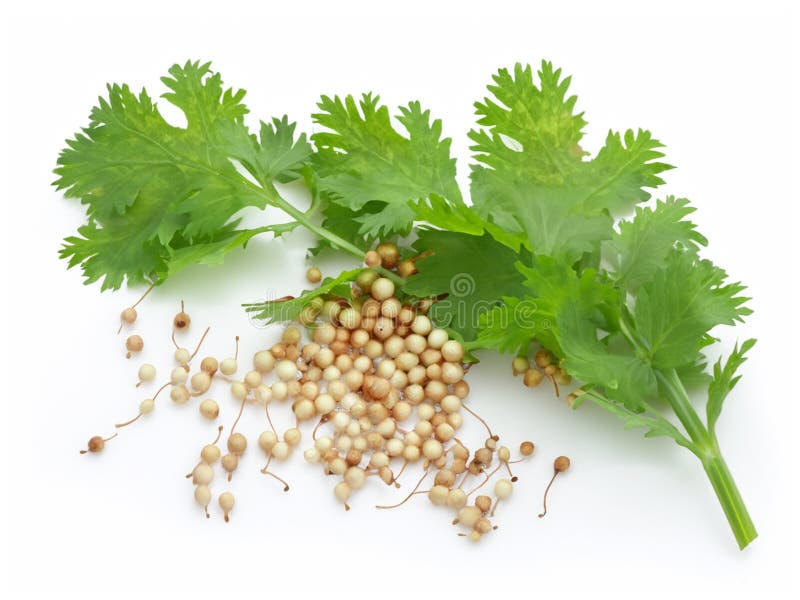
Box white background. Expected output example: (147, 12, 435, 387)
(1, 1, 798, 599)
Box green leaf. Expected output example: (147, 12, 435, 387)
(221, 115, 312, 186)
(516, 256, 617, 356)
(470, 173, 615, 262)
(473, 296, 541, 355)
(470, 61, 586, 184)
(633, 250, 752, 369)
(508, 257, 653, 410)
(244, 268, 363, 324)
(402, 231, 528, 341)
(575, 129, 672, 216)
(557, 299, 657, 411)
(412, 195, 528, 253)
(54, 60, 309, 290)
(159, 223, 300, 279)
(312, 95, 462, 238)
(707, 339, 757, 435)
(59, 222, 168, 291)
(611, 196, 707, 289)
(675, 352, 713, 389)
(469, 62, 670, 263)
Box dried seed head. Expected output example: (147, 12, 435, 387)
(512, 356, 530, 376)
(457, 506, 482, 528)
(475, 447, 493, 466)
(227, 433, 247, 455)
(120, 307, 137, 325)
(523, 368, 543, 387)
(200, 357, 218, 375)
(201, 444, 221, 464)
(475, 495, 492, 514)
(125, 334, 144, 355)
(494, 478, 513, 500)
(199, 399, 219, 419)
(498, 446, 511, 462)
(397, 259, 418, 278)
(534, 349, 552, 368)
(173, 311, 191, 330)
(306, 266, 322, 284)
(221, 453, 239, 473)
(218, 492, 235, 522)
(554, 456, 571, 472)
(376, 242, 400, 268)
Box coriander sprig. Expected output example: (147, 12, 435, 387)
(55, 59, 759, 549)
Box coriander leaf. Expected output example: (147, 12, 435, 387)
(356, 203, 416, 239)
(469, 62, 669, 263)
(474, 296, 541, 355)
(513, 256, 654, 410)
(611, 196, 708, 289)
(574, 129, 671, 216)
(412, 195, 529, 253)
(312, 95, 462, 238)
(59, 222, 167, 291)
(470, 173, 615, 262)
(675, 352, 713, 389)
(220, 115, 312, 186)
(556, 298, 657, 411)
(632, 250, 752, 369)
(403, 231, 528, 340)
(158, 222, 300, 279)
(516, 256, 617, 356)
(244, 268, 363, 324)
(707, 339, 757, 435)
(470, 61, 586, 185)
(54, 60, 309, 290)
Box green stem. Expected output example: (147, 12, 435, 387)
(260, 184, 365, 259)
(656, 369, 758, 550)
(655, 369, 710, 449)
(701, 450, 758, 550)
(250, 183, 405, 286)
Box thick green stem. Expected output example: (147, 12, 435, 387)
(655, 369, 710, 448)
(701, 450, 758, 550)
(656, 369, 757, 550)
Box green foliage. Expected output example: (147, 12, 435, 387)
(469, 61, 672, 263)
(243, 268, 363, 324)
(611, 196, 708, 289)
(403, 231, 528, 340)
(55, 61, 310, 290)
(312, 95, 462, 239)
(632, 250, 752, 369)
(55, 59, 759, 549)
(707, 339, 757, 435)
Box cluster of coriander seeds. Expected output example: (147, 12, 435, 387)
(512, 349, 572, 399)
(215, 242, 538, 540)
(81, 243, 555, 533)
